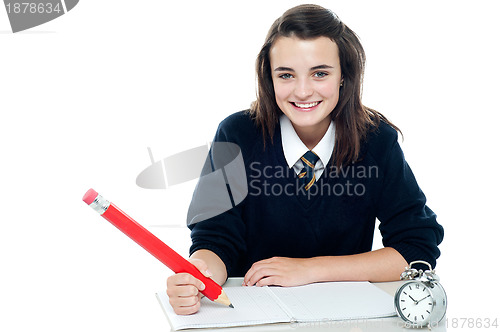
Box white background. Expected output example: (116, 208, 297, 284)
(1, 1, 499, 331)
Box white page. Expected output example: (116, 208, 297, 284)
(156, 287, 290, 330)
(268, 281, 396, 322)
(157, 282, 396, 330)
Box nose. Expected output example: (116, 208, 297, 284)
(294, 78, 313, 99)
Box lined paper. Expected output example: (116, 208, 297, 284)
(268, 282, 396, 322)
(157, 287, 290, 330)
(157, 282, 396, 330)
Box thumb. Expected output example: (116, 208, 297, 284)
(188, 258, 213, 278)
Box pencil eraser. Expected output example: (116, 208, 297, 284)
(83, 188, 98, 205)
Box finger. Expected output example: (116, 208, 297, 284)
(167, 273, 205, 293)
(168, 290, 202, 306)
(189, 258, 212, 278)
(172, 298, 202, 316)
(256, 276, 281, 287)
(168, 284, 201, 298)
(243, 259, 277, 285)
(243, 267, 258, 286)
(244, 265, 264, 286)
(246, 267, 278, 287)
(169, 292, 203, 315)
(176, 293, 203, 306)
(170, 294, 198, 307)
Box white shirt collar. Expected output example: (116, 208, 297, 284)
(280, 115, 335, 171)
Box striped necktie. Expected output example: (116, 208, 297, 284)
(298, 151, 319, 191)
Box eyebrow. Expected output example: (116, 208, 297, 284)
(273, 64, 334, 72)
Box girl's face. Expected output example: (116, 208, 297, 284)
(270, 36, 342, 139)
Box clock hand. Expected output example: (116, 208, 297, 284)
(408, 294, 418, 304)
(416, 295, 431, 304)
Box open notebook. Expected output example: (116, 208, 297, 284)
(156, 281, 396, 330)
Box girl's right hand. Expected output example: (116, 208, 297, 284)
(166, 258, 212, 315)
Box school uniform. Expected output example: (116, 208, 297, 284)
(188, 110, 444, 277)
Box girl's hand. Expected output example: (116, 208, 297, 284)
(166, 258, 212, 315)
(243, 257, 315, 287)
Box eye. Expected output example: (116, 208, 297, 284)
(313, 71, 328, 78)
(278, 73, 293, 79)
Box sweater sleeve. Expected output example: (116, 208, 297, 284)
(375, 133, 444, 269)
(188, 205, 246, 277)
(187, 113, 249, 277)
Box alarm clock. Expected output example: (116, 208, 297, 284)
(394, 261, 447, 328)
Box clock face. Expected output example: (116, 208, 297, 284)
(396, 281, 434, 325)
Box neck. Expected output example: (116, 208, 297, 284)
(293, 121, 330, 150)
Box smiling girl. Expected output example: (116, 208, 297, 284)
(166, 4, 444, 315)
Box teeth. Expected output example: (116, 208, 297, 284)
(294, 101, 319, 108)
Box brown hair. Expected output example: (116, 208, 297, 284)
(249, 4, 401, 168)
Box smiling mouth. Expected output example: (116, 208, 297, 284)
(291, 101, 321, 109)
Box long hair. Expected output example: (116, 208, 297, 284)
(249, 4, 401, 168)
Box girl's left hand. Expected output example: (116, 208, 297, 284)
(243, 257, 316, 287)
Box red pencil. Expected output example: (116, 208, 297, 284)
(82, 188, 233, 308)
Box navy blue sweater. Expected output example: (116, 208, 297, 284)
(189, 111, 444, 277)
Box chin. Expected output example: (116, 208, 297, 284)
(290, 113, 327, 128)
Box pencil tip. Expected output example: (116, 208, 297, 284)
(229, 304, 234, 308)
